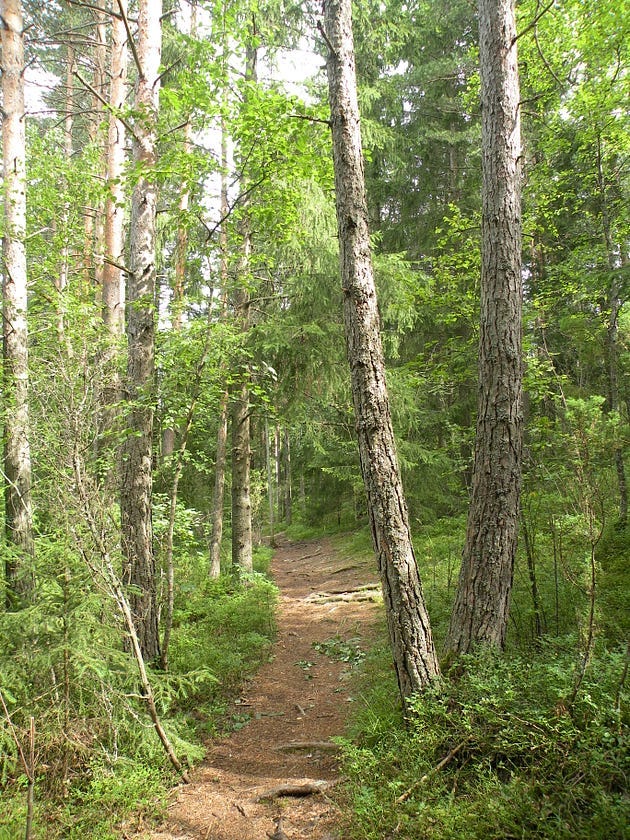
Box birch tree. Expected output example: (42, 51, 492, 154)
(120, 0, 162, 661)
(324, 0, 440, 704)
(102, 0, 128, 335)
(2, 0, 34, 606)
(445, 0, 523, 655)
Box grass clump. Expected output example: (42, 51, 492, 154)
(340, 642, 628, 840)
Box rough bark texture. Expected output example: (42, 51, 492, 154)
(231, 378, 253, 574)
(2, 0, 35, 606)
(324, 0, 440, 702)
(209, 390, 229, 578)
(102, 0, 128, 335)
(445, 0, 523, 655)
(120, 0, 162, 662)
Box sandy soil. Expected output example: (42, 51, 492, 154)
(133, 535, 381, 840)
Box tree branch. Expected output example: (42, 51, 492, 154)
(73, 70, 137, 139)
(198, 172, 269, 243)
(287, 112, 331, 127)
(513, 0, 555, 45)
(316, 20, 336, 57)
(115, 0, 142, 78)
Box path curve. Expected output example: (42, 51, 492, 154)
(138, 536, 380, 840)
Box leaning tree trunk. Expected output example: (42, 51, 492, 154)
(324, 0, 440, 704)
(120, 0, 162, 662)
(2, 0, 35, 607)
(444, 0, 523, 656)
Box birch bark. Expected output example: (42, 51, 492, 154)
(102, 0, 128, 335)
(2, 0, 34, 606)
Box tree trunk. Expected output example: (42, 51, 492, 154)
(161, 2, 197, 462)
(102, 0, 128, 335)
(57, 41, 74, 344)
(265, 420, 276, 547)
(282, 429, 292, 526)
(596, 133, 628, 528)
(120, 0, 162, 662)
(2, 0, 35, 607)
(91, 6, 107, 295)
(324, 0, 440, 704)
(445, 0, 523, 656)
(209, 390, 229, 578)
(230, 37, 257, 575)
(231, 377, 253, 573)
(208, 97, 230, 579)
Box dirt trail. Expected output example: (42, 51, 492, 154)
(137, 535, 381, 840)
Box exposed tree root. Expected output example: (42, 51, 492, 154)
(256, 778, 338, 802)
(274, 741, 340, 753)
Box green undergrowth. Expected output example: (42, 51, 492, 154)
(0, 544, 278, 838)
(339, 638, 629, 840)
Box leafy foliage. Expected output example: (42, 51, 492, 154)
(340, 644, 629, 840)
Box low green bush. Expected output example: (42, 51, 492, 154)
(340, 641, 629, 840)
(0, 538, 278, 838)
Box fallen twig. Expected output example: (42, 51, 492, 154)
(396, 738, 470, 803)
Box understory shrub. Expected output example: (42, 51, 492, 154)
(0, 541, 278, 838)
(341, 641, 629, 840)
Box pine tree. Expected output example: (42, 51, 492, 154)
(324, 0, 440, 703)
(445, 0, 523, 655)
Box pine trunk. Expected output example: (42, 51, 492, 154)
(445, 0, 523, 655)
(120, 0, 162, 662)
(2, 0, 34, 606)
(324, 0, 440, 703)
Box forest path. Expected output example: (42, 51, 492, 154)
(137, 535, 381, 840)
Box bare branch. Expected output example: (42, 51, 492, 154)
(287, 112, 331, 127)
(115, 0, 142, 78)
(316, 20, 336, 57)
(513, 0, 555, 45)
(73, 70, 137, 139)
